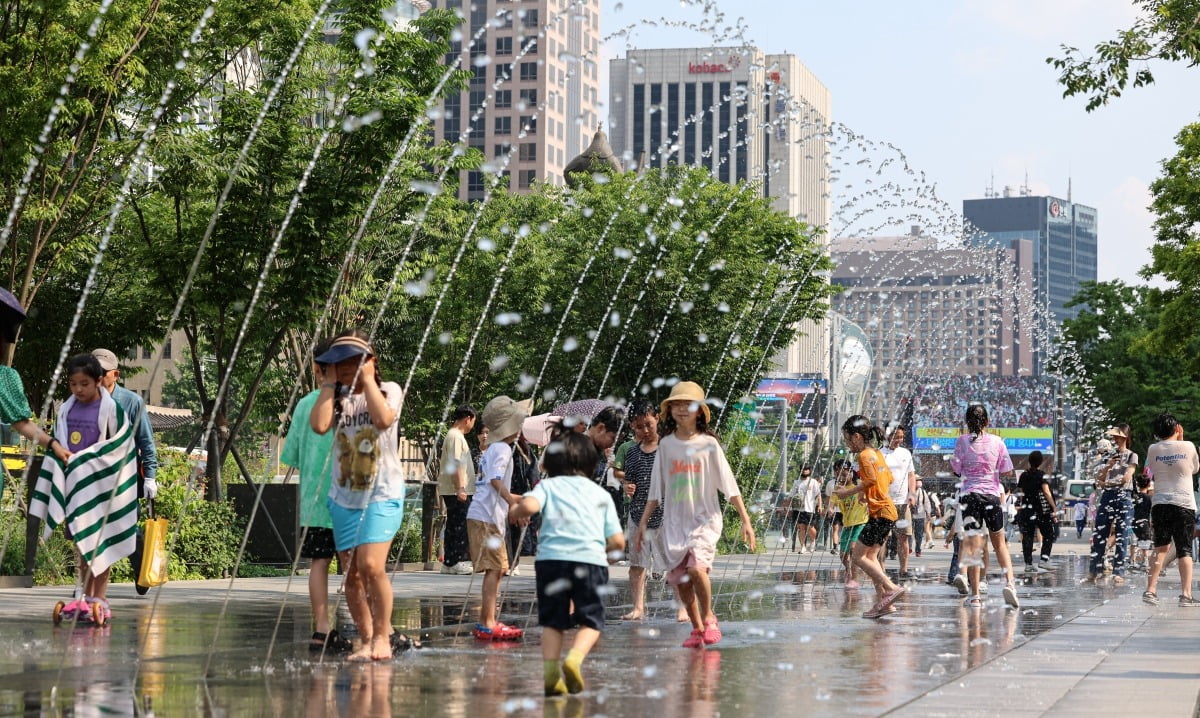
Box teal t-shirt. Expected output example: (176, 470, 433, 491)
(280, 390, 334, 529)
(529, 475, 621, 567)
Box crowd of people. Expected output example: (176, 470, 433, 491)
(15, 279, 1199, 696)
(909, 374, 1055, 428)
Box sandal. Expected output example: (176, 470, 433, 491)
(390, 632, 423, 651)
(310, 630, 353, 654)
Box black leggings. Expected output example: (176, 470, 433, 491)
(1018, 509, 1057, 565)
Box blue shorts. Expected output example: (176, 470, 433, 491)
(328, 498, 404, 552)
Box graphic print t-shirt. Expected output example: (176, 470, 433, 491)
(327, 382, 405, 510)
(66, 398, 102, 452)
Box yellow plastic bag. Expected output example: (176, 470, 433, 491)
(138, 517, 169, 588)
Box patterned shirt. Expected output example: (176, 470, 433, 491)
(624, 443, 661, 529)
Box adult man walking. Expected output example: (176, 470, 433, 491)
(439, 405, 477, 574)
(790, 465, 822, 553)
(881, 427, 917, 577)
(93, 349, 158, 500)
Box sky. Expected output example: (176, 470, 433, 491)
(598, 0, 1199, 285)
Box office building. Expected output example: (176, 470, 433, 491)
(963, 191, 1098, 327)
(428, 0, 602, 200)
(607, 47, 832, 375)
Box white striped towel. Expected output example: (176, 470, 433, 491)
(30, 403, 139, 575)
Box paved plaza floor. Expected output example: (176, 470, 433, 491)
(0, 533, 1194, 716)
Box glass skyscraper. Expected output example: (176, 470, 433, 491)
(963, 195, 1097, 326)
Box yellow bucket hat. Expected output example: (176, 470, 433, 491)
(660, 381, 711, 424)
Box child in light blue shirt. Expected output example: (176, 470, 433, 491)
(510, 430, 624, 697)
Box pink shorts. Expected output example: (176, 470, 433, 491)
(666, 551, 711, 586)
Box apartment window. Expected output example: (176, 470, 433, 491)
(701, 83, 714, 172)
(521, 37, 538, 54)
(632, 83, 645, 164)
(518, 169, 536, 188)
(143, 347, 152, 359)
(519, 88, 537, 107)
(519, 143, 536, 161)
(495, 37, 512, 56)
(163, 339, 172, 359)
(649, 83, 662, 167)
(667, 82, 679, 165)
(443, 94, 461, 137)
(493, 142, 511, 158)
(469, 89, 486, 113)
(718, 81, 730, 182)
(521, 8, 538, 28)
(467, 171, 485, 193)
(494, 116, 511, 135)
(684, 83, 696, 165)
(519, 115, 537, 133)
(495, 89, 512, 108)
(520, 62, 538, 81)
(494, 63, 512, 81)
(471, 65, 485, 86)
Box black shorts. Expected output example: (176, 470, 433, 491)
(1151, 504, 1195, 558)
(795, 511, 816, 526)
(300, 527, 337, 560)
(858, 516, 895, 547)
(1133, 518, 1151, 542)
(832, 512, 843, 527)
(536, 560, 608, 632)
(959, 493, 1004, 534)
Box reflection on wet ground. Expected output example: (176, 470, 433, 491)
(0, 547, 1129, 717)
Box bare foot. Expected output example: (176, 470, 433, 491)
(347, 641, 374, 663)
(676, 611, 689, 622)
(369, 635, 392, 661)
(621, 610, 645, 621)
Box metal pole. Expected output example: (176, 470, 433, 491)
(779, 397, 789, 493)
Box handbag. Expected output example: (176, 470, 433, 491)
(137, 501, 169, 588)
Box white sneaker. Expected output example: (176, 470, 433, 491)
(509, 564, 521, 576)
(952, 574, 968, 595)
(1003, 583, 1020, 609)
(451, 562, 473, 575)
(980, 581, 989, 594)
(440, 563, 456, 574)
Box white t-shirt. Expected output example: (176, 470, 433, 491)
(327, 382, 405, 509)
(1073, 502, 1087, 520)
(881, 445, 915, 506)
(467, 441, 514, 529)
(825, 478, 840, 514)
(791, 476, 822, 513)
(1146, 440, 1199, 511)
(648, 433, 741, 570)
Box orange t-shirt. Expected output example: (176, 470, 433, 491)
(856, 447, 898, 521)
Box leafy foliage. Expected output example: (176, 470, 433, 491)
(1058, 280, 1200, 450)
(1047, 0, 1200, 111)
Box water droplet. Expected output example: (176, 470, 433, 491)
(562, 337, 578, 352)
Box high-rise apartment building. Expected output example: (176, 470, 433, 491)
(607, 47, 832, 376)
(428, 0, 602, 201)
(963, 193, 1098, 326)
(830, 230, 1036, 422)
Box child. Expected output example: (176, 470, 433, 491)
(1016, 450, 1057, 571)
(52, 354, 138, 623)
(509, 431, 624, 695)
(310, 331, 406, 662)
(833, 415, 905, 619)
(950, 404, 1019, 608)
(637, 381, 756, 648)
(466, 395, 532, 640)
(613, 399, 663, 620)
(831, 459, 867, 589)
(281, 337, 348, 653)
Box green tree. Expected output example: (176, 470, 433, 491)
(1047, 0, 1200, 111)
(1057, 280, 1200, 449)
(377, 166, 835, 448)
(128, 3, 474, 498)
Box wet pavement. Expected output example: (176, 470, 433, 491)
(0, 533, 1194, 716)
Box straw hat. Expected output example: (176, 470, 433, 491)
(481, 396, 533, 439)
(660, 381, 711, 424)
(1105, 426, 1129, 439)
